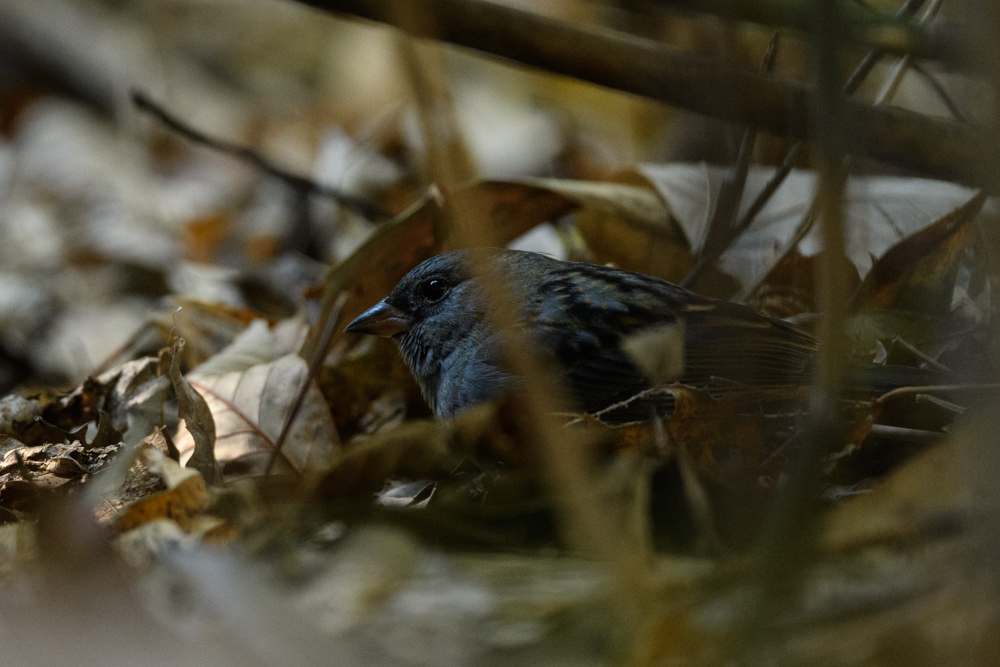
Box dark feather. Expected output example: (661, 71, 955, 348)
(364, 249, 819, 419)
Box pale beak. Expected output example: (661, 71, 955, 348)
(344, 300, 413, 337)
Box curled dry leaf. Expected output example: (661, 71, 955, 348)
(0, 441, 120, 479)
(843, 192, 987, 357)
(0, 439, 121, 515)
(167, 339, 219, 484)
(850, 191, 987, 314)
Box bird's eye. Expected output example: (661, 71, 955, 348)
(418, 278, 448, 303)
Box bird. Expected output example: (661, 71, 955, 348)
(344, 249, 819, 422)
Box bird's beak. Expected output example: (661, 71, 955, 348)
(344, 300, 413, 337)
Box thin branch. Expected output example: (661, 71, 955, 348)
(727, 0, 927, 288)
(867, 423, 944, 444)
(649, 0, 968, 66)
(890, 335, 956, 374)
(873, 0, 947, 108)
(131, 91, 389, 221)
(875, 383, 1000, 405)
(294, 0, 994, 190)
(681, 32, 779, 288)
(738, 0, 933, 301)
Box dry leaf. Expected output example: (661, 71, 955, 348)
(167, 338, 219, 483)
(111, 444, 209, 534)
(175, 353, 339, 477)
(639, 163, 986, 292)
(850, 191, 987, 314)
(541, 174, 692, 282)
(306, 191, 441, 361)
(471, 176, 692, 282)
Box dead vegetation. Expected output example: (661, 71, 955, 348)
(0, 0, 998, 665)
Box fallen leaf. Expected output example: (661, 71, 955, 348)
(167, 338, 219, 483)
(110, 444, 209, 534)
(850, 191, 987, 315)
(516, 175, 692, 282)
(175, 354, 339, 478)
(638, 163, 987, 293)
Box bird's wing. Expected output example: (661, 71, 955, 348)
(525, 265, 817, 415)
(526, 266, 687, 413)
(681, 300, 817, 393)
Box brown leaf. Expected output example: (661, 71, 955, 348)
(666, 385, 775, 484)
(851, 191, 987, 315)
(495, 174, 693, 282)
(167, 339, 219, 484)
(303, 192, 441, 362)
(174, 354, 339, 478)
(314, 401, 525, 502)
(454, 179, 579, 244)
(319, 336, 428, 442)
(748, 249, 860, 319)
(111, 444, 209, 534)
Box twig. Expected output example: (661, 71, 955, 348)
(727, 0, 928, 300)
(734, 0, 852, 657)
(131, 91, 388, 221)
(867, 424, 943, 444)
(915, 393, 966, 414)
(681, 32, 779, 288)
(875, 383, 1000, 405)
(649, 0, 966, 65)
(295, 0, 994, 189)
(871, 0, 950, 114)
(890, 335, 955, 374)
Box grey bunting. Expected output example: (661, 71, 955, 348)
(344, 249, 818, 421)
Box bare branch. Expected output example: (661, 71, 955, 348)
(651, 0, 969, 66)
(294, 0, 996, 190)
(132, 91, 388, 221)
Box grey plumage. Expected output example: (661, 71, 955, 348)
(345, 249, 818, 419)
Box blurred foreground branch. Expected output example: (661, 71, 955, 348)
(651, 0, 969, 66)
(294, 0, 996, 190)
